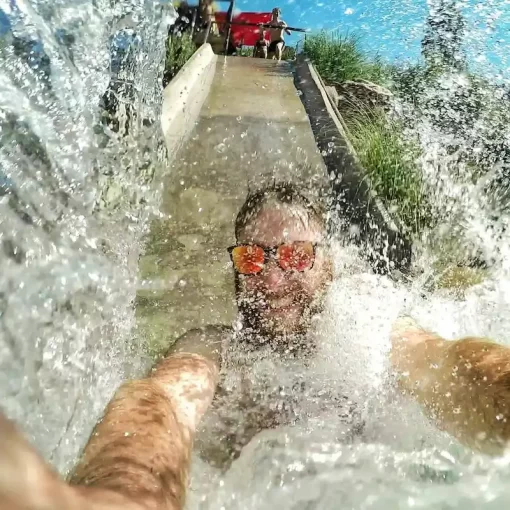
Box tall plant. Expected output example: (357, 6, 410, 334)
(163, 34, 196, 87)
(421, 0, 466, 72)
(303, 32, 389, 85)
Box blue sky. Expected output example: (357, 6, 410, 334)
(232, 0, 510, 79)
(2, 0, 508, 79)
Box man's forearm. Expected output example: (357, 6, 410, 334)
(0, 351, 218, 510)
(70, 380, 191, 509)
(392, 321, 510, 453)
(0, 384, 178, 510)
(71, 352, 218, 508)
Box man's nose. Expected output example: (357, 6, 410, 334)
(259, 260, 285, 291)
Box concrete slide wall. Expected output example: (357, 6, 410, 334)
(294, 57, 412, 273)
(161, 43, 217, 158)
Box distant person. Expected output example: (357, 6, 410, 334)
(253, 28, 269, 58)
(267, 7, 290, 61)
(198, 0, 216, 29)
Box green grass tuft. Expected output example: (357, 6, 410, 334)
(163, 34, 196, 86)
(345, 109, 434, 235)
(303, 31, 433, 236)
(236, 47, 253, 57)
(303, 31, 390, 85)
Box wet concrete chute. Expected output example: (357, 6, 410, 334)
(138, 50, 331, 353)
(138, 45, 409, 355)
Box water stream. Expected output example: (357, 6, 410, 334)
(186, 240, 510, 509)
(0, 0, 173, 474)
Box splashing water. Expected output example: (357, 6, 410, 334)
(2, 0, 510, 508)
(0, 0, 172, 474)
(187, 243, 510, 509)
(184, 3, 510, 508)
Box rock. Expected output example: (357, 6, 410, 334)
(334, 80, 393, 113)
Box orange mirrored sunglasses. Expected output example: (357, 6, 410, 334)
(228, 242, 318, 275)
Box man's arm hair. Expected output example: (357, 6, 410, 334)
(70, 352, 218, 508)
(68, 328, 227, 508)
(0, 350, 218, 510)
(391, 319, 510, 454)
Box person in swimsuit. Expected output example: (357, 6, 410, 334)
(3, 183, 510, 508)
(198, 0, 215, 28)
(267, 7, 290, 61)
(253, 28, 269, 59)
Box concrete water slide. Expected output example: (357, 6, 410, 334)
(136, 44, 410, 352)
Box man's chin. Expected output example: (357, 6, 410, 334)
(238, 296, 326, 339)
(250, 308, 307, 337)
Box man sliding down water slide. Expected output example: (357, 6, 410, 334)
(2, 183, 510, 508)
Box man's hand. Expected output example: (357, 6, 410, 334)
(390, 316, 446, 392)
(390, 316, 510, 454)
(168, 325, 231, 372)
(390, 316, 426, 374)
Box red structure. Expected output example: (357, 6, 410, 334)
(215, 11, 271, 47)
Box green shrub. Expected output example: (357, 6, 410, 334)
(236, 47, 253, 57)
(303, 31, 389, 85)
(345, 109, 434, 235)
(163, 34, 196, 86)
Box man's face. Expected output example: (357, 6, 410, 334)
(235, 204, 332, 338)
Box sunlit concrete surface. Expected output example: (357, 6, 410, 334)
(137, 56, 328, 354)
